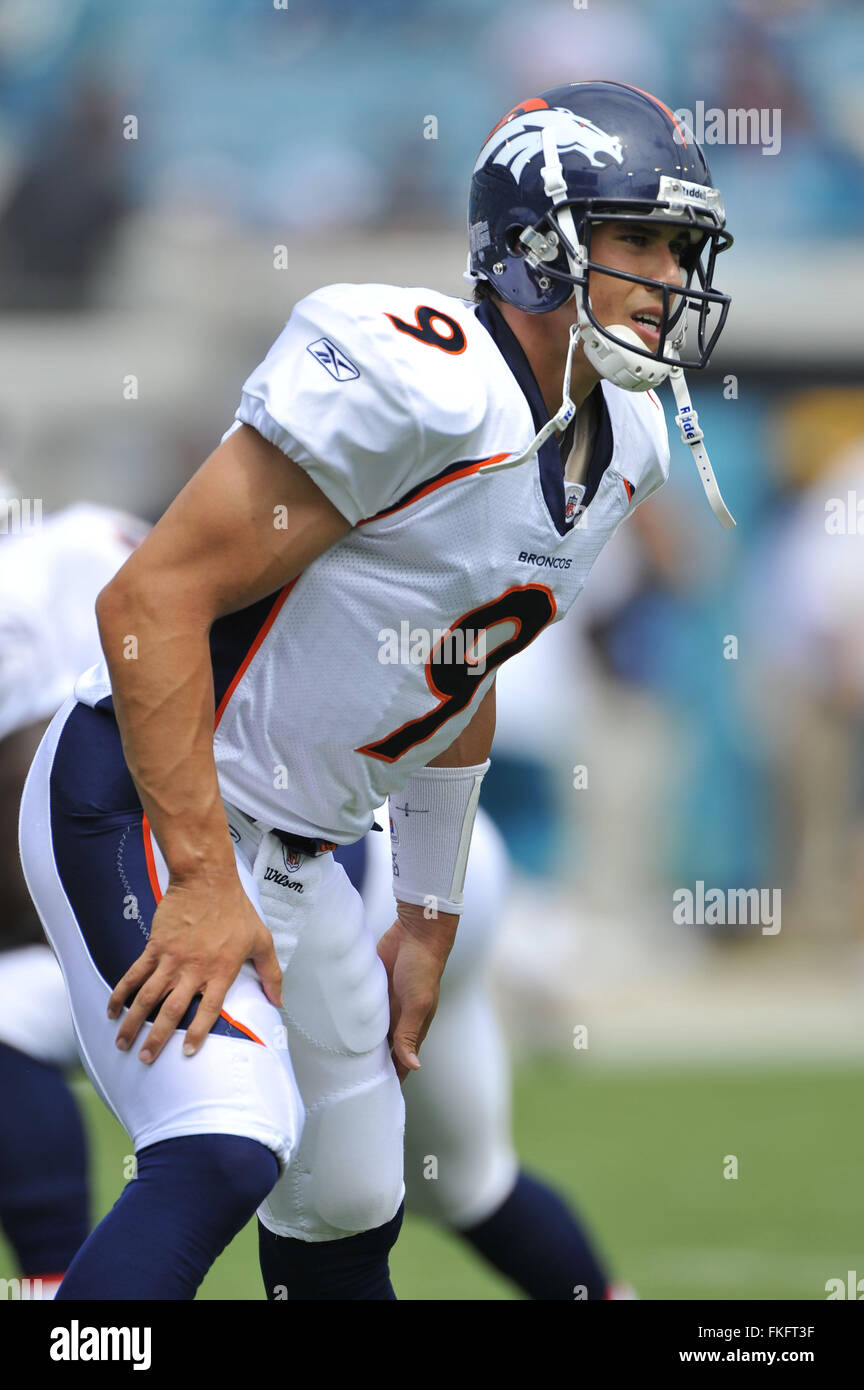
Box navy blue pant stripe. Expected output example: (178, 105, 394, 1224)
(49, 702, 255, 1043)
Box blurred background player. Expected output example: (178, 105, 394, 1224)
(745, 392, 864, 941)
(0, 486, 147, 1296)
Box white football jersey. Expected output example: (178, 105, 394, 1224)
(0, 504, 146, 742)
(75, 283, 670, 841)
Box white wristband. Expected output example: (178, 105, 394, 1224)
(389, 760, 490, 915)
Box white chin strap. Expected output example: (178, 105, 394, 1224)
(667, 364, 735, 528)
(479, 321, 580, 476)
(479, 320, 735, 528)
(485, 124, 734, 528)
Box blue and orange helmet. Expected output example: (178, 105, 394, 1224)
(468, 80, 733, 371)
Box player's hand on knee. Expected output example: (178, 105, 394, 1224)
(107, 873, 282, 1064)
(377, 902, 458, 1083)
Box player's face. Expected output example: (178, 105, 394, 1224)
(585, 221, 688, 350)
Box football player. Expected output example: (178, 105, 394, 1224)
(0, 492, 617, 1301)
(19, 80, 734, 1300)
(0, 495, 147, 1297)
(0, 499, 618, 1304)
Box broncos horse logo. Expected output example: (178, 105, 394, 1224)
(473, 105, 625, 183)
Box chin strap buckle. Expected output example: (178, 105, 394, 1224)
(674, 402, 704, 446)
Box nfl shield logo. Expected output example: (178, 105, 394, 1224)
(281, 845, 303, 873)
(565, 485, 586, 523)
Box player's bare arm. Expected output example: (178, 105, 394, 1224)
(99, 423, 350, 1062)
(379, 682, 496, 1082)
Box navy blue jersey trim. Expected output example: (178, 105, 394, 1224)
(93, 591, 286, 722)
(580, 387, 614, 512)
(360, 455, 495, 523)
(210, 591, 284, 713)
(474, 298, 614, 536)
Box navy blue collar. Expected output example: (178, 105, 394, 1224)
(474, 297, 614, 536)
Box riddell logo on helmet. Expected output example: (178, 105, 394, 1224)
(676, 181, 711, 204)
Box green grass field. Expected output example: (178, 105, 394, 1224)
(4, 1060, 862, 1299)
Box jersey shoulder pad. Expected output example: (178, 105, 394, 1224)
(234, 283, 498, 525)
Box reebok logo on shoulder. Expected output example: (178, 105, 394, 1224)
(306, 337, 360, 381)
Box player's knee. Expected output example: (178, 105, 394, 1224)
(316, 1178, 403, 1238)
(309, 1077, 405, 1235)
(207, 1136, 281, 1214)
(138, 1134, 281, 1222)
(403, 1157, 465, 1224)
(403, 1137, 518, 1230)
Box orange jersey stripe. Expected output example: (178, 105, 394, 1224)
(359, 453, 511, 525)
(141, 814, 162, 904)
(219, 1008, 265, 1047)
(142, 819, 265, 1047)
